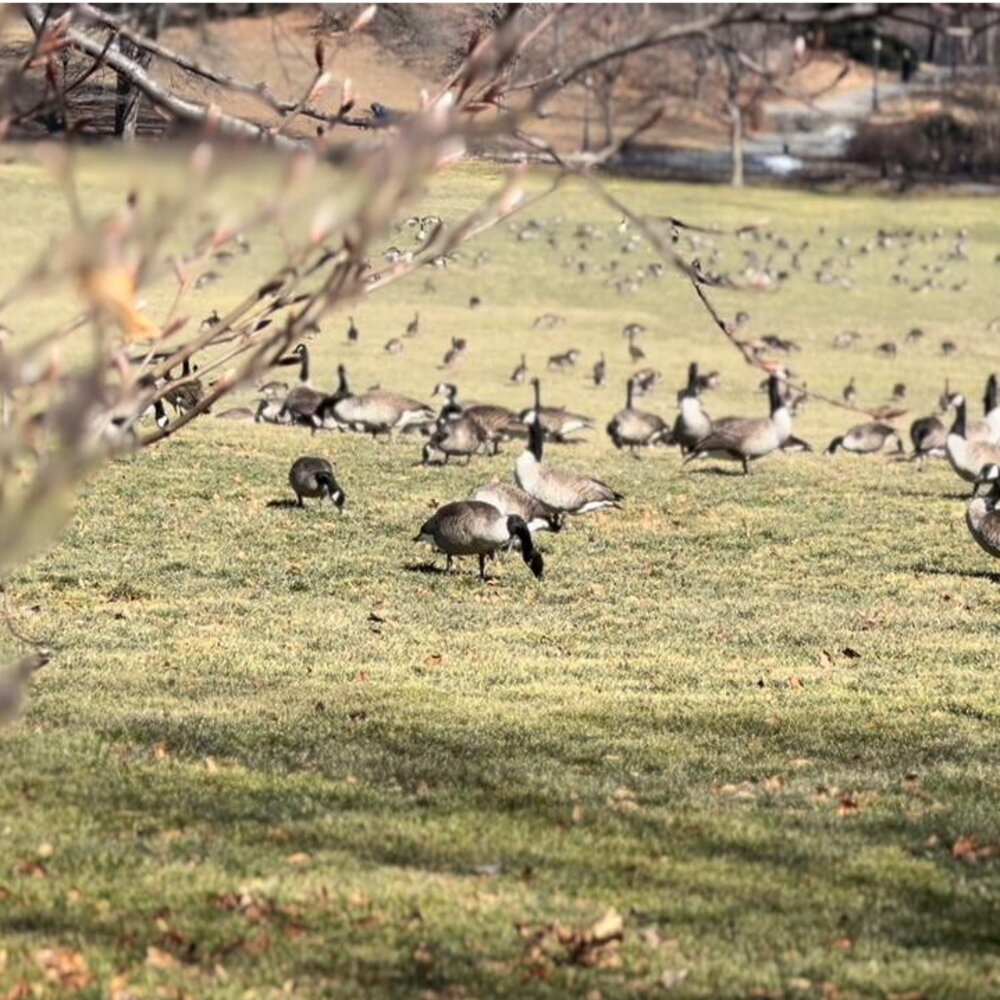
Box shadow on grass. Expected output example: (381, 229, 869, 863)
(686, 466, 750, 477)
(911, 563, 1000, 583)
(266, 499, 301, 509)
(892, 489, 974, 501)
(402, 562, 448, 575)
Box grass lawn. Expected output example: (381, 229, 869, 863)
(1, 148, 999, 1000)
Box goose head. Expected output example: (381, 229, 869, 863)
(985, 374, 998, 415)
(433, 382, 457, 400)
(506, 514, 544, 579)
(824, 436, 843, 455)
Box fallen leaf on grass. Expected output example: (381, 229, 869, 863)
(609, 787, 639, 813)
(423, 653, 443, 667)
(841, 647, 862, 659)
(818, 650, 834, 669)
(517, 908, 625, 973)
(35, 949, 91, 990)
(787, 676, 804, 689)
(286, 852, 311, 866)
(660, 968, 689, 990)
(952, 836, 1000, 863)
(836, 792, 860, 817)
(145, 946, 176, 969)
(888, 992, 928, 1000)
(830, 937, 853, 952)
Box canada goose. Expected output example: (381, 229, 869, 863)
(876, 341, 897, 358)
(842, 377, 857, 405)
(966, 374, 1000, 445)
(347, 317, 359, 344)
(516, 380, 622, 514)
(967, 464, 1000, 559)
(606, 378, 671, 453)
(281, 344, 324, 429)
(945, 395, 1000, 483)
(622, 322, 646, 339)
(833, 330, 861, 348)
(517, 400, 593, 443)
(627, 334, 645, 363)
(332, 387, 434, 437)
(672, 363, 712, 453)
(259, 380, 288, 400)
(510, 354, 528, 383)
(825, 422, 902, 455)
(152, 399, 169, 430)
(547, 349, 581, 371)
(891, 382, 907, 402)
(685, 375, 792, 475)
(289, 456, 345, 508)
(941, 340, 958, 356)
(905, 327, 924, 344)
(468, 481, 562, 534)
(910, 413, 947, 462)
(592, 354, 607, 387)
(469, 295, 481, 309)
(415, 501, 543, 581)
(405, 312, 420, 337)
(0, 649, 49, 728)
(422, 412, 485, 465)
(441, 337, 466, 367)
(162, 358, 204, 415)
(255, 398, 288, 424)
(431, 383, 518, 454)
(384, 338, 404, 355)
(631, 368, 661, 396)
(215, 406, 257, 421)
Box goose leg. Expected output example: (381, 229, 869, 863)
(296, 494, 304, 507)
(478, 553, 487, 581)
(446, 554, 454, 573)
(742, 457, 750, 476)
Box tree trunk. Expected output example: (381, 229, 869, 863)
(581, 78, 591, 152)
(729, 102, 744, 188)
(114, 8, 163, 140)
(601, 86, 614, 147)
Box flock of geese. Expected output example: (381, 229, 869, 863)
(138, 211, 1000, 582)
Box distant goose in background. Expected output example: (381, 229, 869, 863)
(405, 312, 420, 337)
(630, 368, 661, 396)
(258, 380, 288, 399)
(685, 375, 792, 475)
(415, 501, 544, 581)
(315, 364, 354, 428)
(876, 341, 897, 358)
(441, 336, 467, 367)
(967, 464, 1000, 559)
(289, 456, 345, 509)
(891, 382, 907, 402)
(592, 353, 607, 387)
(255, 398, 287, 424)
(281, 344, 324, 429)
(548, 349, 581, 371)
(384, 337, 404, 355)
(945, 395, 1000, 483)
(825, 422, 903, 455)
(516, 379, 622, 514)
(833, 329, 861, 348)
(346, 316, 359, 344)
(606, 377, 672, 453)
(627, 330, 645, 362)
(672, 362, 712, 454)
(510, 354, 528, 384)
(215, 406, 257, 421)
(842, 376, 857, 405)
(468, 481, 562, 535)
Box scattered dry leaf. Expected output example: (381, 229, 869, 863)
(952, 836, 1000, 863)
(145, 946, 176, 969)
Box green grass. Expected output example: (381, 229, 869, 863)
(2, 148, 1000, 999)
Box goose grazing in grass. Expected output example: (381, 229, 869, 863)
(945, 395, 1000, 483)
(433, 384, 520, 456)
(825, 422, 903, 455)
(510, 354, 528, 384)
(289, 457, 345, 509)
(415, 501, 544, 581)
(468, 481, 562, 534)
(405, 311, 420, 337)
(672, 362, 712, 454)
(516, 380, 622, 514)
(685, 374, 792, 475)
(315, 364, 353, 428)
(281, 344, 324, 429)
(967, 464, 1000, 559)
(547, 349, 581, 371)
(592, 353, 607, 387)
(606, 377, 672, 453)
(346, 317, 359, 344)
(422, 412, 485, 465)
